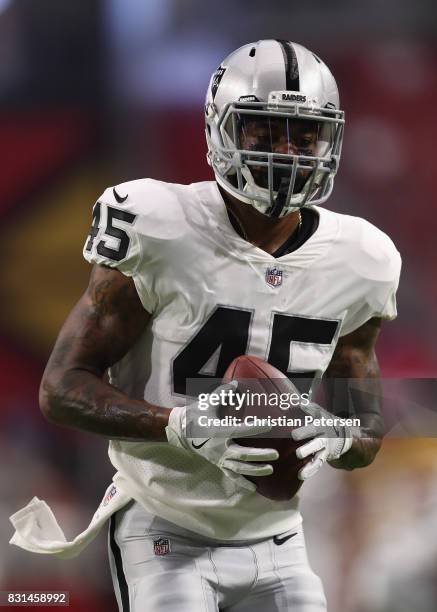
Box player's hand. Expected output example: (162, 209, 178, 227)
(291, 402, 354, 480)
(166, 382, 279, 489)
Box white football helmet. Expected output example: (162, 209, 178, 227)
(205, 40, 345, 217)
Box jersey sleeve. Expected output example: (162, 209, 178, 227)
(82, 183, 157, 312)
(83, 185, 142, 273)
(339, 226, 402, 336)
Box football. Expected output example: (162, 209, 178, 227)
(223, 355, 309, 501)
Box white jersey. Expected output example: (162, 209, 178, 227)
(82, 179, 401, 540)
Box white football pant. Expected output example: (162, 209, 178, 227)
(108, 500, 326, 612)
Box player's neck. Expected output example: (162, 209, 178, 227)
(218, 185, 301, 255)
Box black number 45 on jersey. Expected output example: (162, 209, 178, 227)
(172, 305, 339, 395)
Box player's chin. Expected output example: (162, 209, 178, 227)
(251, 168, 311, 195)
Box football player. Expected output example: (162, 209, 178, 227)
(16, 40, 401, 611)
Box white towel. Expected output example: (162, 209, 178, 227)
(9, 480, 131, 559)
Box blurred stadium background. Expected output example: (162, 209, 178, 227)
(1, 1, 436, 610)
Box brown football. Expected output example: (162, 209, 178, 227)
(222, 355, 309, 501)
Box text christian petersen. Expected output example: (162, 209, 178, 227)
(197, 414, 361, 428)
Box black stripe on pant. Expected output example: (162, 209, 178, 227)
(109, 514, 130, 611)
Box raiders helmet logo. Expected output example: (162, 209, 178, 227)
(211, 66, 227, 100)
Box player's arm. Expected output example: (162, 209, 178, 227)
(39, 264, 170, 441)
(292, 317, 385, 479)
(39, 263, 277, 482)
(324, 316, 384, 470)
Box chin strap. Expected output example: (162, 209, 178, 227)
(267, 179, 289, 218)
(215, 171, 303, 218)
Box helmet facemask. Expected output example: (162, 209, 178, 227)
(207, 96, 344, 217)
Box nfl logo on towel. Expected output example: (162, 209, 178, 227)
(103, 485, 117, 506)
(153, 537, 171, 556)
(265, 267, 283, 287)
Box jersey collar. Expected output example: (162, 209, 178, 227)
(192, 181, 340, 268)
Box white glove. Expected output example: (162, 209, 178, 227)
(291, 402, 355, 480)
(166, 382, 279, 490)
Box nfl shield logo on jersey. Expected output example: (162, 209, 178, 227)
(265, 267, 283, 287)
(153, 537, 171, 556)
